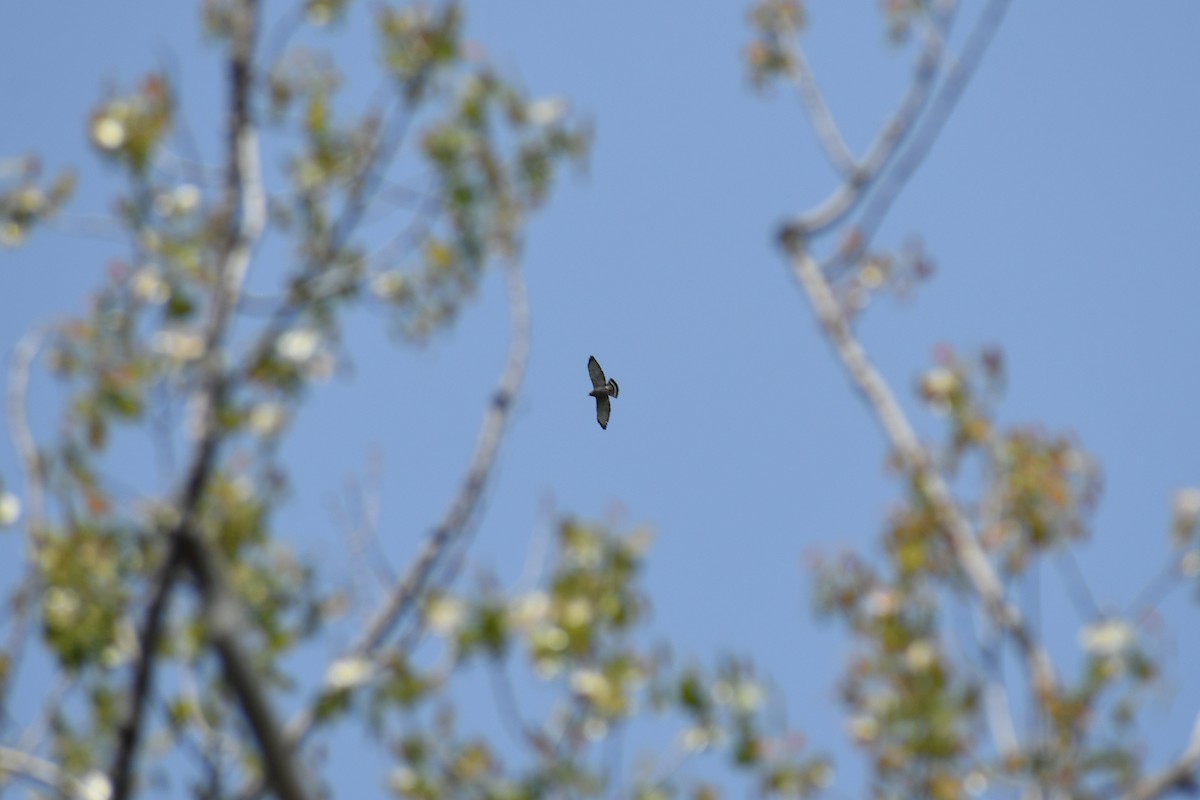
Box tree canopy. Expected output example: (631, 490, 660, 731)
(2, 1, 1199, 799)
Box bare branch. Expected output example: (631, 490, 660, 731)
(488, 659, 545, 753)
(978, 612, 1019, 759)
(846, 0, 1014, 262)
(1129, 555, 1186, 623)
(280, 257, 531, 756)
(6, 331, 46, 534)
(783, 244, 1058, 698)
(0, 746, 87, 796)
(789, 6, 952, 238)
(1125, 713, 1200, 800)
(17, 673, 74, 756)
(178, 532, 311, 800)
(0, 333, 50, 736)
(109, 545, 181, 800)
(784, 45, 858, 177)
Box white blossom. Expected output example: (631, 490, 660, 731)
(276, 328, 320, 363)
(1079, 619, 1134, 657)
(863, 587, 899, 618)
(425, 595, 466, 636)
(153, 329, 206, 361)
(388, 767, 418, 794)
(570, 668, 609, 701)
(507, 591, 549, 630)
(904, 639, 937, 672)
(526, 97, 567, 126)
(131, 268, 169, 304)
(0, 492, 21, 527)
(326, 657, 373, 690)
(846, 714, 879, 743)
(76, 771, 112, 800)
(921, 367, 959, 400)
(91, 116, 126, 151)
(1174, 488, 1200, 545)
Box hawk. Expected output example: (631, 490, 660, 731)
(587, 356, 619, 429)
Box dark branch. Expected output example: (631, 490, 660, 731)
(108, 1, 285, 798)
(234, 260, 532, 800)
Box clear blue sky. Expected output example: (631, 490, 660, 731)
(3, 1, 1200, 796)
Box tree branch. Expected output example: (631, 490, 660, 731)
(226, 258, 533, 800)
(108, 1, 295, 798)
(176, 530, 311, 800)
(845, 0, 1013, 264)
(783, 243, 1058, 699)
(0, 746, 86, 796)
(776, 0, 1052, 701)
(286, 257, 531, 748)
(6, 331, 45, 533)
(0, 333, 47, 733)
(1125, 713, 1200, 800)
(789, 4, 953, 238)
(784, 44, 858, 177)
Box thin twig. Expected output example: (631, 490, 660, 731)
(6, 331, 46, 533)
(224, 260, 534, 800)
(236, 94, 415, 352)
(514, 494, 557, 594)
(295, 256, 528, 740)
(1052, 549, 1100, 623)
(977, 607, 1019, 758)
(488, 658, 545, 752)
(17, 673, 75, 756)
(784, 45, 858, 177)
(1124, 713, 1200, 800)
(789, 4, 953, 238)
(846, 0, 1014, 261)
(1, 333, 47, 735)
(1129, 555, 1185, 623)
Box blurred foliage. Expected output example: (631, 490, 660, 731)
(0, 1, 1196, 799)
(346, 520, 832, 799)
(745, 0, 805, 89)
(810, 346, 1159, 799)
(2, 0, 588, 795)
(0, 155, 75, 247)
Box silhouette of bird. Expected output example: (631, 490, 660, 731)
(587, 356, 619, 429)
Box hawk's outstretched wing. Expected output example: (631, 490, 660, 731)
(595, 394, 611, 429)
(587, 356, 607, 391)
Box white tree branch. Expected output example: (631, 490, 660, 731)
(789, 5, 951, 237)
(0, 746, 87, 796)
(282, 257, 531, 753)
(6, 331, 45, 534)
(784, 44, 858, 177)
(1125, 712, 1200, 800)
(785, 244, 1058, 699)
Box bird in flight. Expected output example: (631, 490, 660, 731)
(587, 356, 619, 429)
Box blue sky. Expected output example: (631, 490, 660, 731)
(3, 1, 1200, 796)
